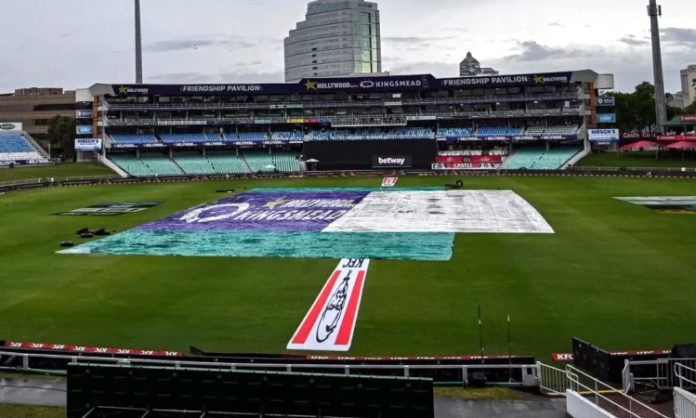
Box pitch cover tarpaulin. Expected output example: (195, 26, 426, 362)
(60, 188, 553, 260)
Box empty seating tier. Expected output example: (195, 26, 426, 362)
(174, 154, 218, 174)
(0, 134, 49, 165)
(207, 153, 249, 174)
(501, 147, 582, 170)
(242, 150, 277, 173)
(272, 152, 302, 172)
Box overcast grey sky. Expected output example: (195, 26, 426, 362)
(0, 0, 694, 93)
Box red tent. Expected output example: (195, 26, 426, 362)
(620, 140, 659, 151)
(666, 141, 696, 150)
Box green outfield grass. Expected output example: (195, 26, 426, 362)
(1, 175, 696, 361)
(578, 151, 696, 168)
(0, 163, 115, 183)
(0, 405, 63, 418)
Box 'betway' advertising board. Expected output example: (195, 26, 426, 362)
(588, 129, 620, 142)
(372, 156, 412, 169)
(108, 72, 574, 97)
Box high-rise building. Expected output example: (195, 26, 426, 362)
(284, 0, 382, 82)
(460, 52, 499, 77)
(681, 65, 696, 108)
(666, 92, 685, 110)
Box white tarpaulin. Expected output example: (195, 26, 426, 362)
(288, 258, 370, 352)
(323, 190, 554, 234)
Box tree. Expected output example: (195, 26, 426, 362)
(47, 115, 77, 161)
(610, 82, 659, 133)
(685, 101, 696, 115)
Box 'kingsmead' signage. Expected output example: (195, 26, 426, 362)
(0, 122, 22, 131)
(588, 129, 620, 142)
(372, 156, 412, 168)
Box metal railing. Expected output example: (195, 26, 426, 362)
(0, 350, 538, 387)
(0, 174, 118, 188)
(676, 363, 696, 389)
(538, 362, 571, 395)
(573, 166, 696, 173)
(675, 387, 696, 418)
(623, 358, 696, 391)
(566, 365, 669, 418)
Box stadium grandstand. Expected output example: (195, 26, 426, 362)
(79, 70, 612, 176)
(0, 128, 51, 167)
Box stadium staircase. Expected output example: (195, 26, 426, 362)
(23, 132, 51, 160)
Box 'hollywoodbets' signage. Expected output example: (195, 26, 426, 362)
(109, 72, 574, 97)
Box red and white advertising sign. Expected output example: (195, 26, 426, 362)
(381, 177, 398, 188)
(288, 258, 370, 352)
(552, 348, 670, 362)
(3, 340, 183, 357)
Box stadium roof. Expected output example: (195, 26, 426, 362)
(87, 70, 607, 98)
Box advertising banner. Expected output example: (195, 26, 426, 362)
(681, 115, 696, 123)
(0, 122, 22, 132)
(76, 125, 93, 135)
(381, 177, 398, 188)
(588, 129, 620, 142)
(596, 97, 616, 106)
(4, 340, 183, 357)
(372, 156, 412, 168)
(288, 258, 370, 352)
(657, 134, 696, 141)
(108, 72, 575, 98)
(74, 138, 102, 151)
(597, 113, 617, 123)
(57, 202, 159, 216)
(76, 110, 93, 119)
(436, 155, 465, 164)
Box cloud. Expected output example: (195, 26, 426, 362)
(388, 61, 457, 77)
(382, 35, 456, 44)
(504, 41, 581, 62)
(146, 36, 262, 53)
(661, 27, 696, 48)
(618, 35, 648, 47)
(149, 70, 284, 84)
(149, 72, 215, 83)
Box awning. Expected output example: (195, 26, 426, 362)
(620, 140, 659, 151)
(666, 141, 696, 150)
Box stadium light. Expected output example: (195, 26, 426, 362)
(648, 0, 667, 133)
(135, 0, 143, 84)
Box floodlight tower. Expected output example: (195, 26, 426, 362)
(648, 0, 667, 133)
(135, 0, 143, 84)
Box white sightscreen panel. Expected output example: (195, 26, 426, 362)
(324, 190, 554, 234)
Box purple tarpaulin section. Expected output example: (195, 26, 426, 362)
(138, 191, 370, 232)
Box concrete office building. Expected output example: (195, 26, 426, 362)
(0, 88, 75, 139)
(284, 0, 382, 82)
(681, 65, 696, 107)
